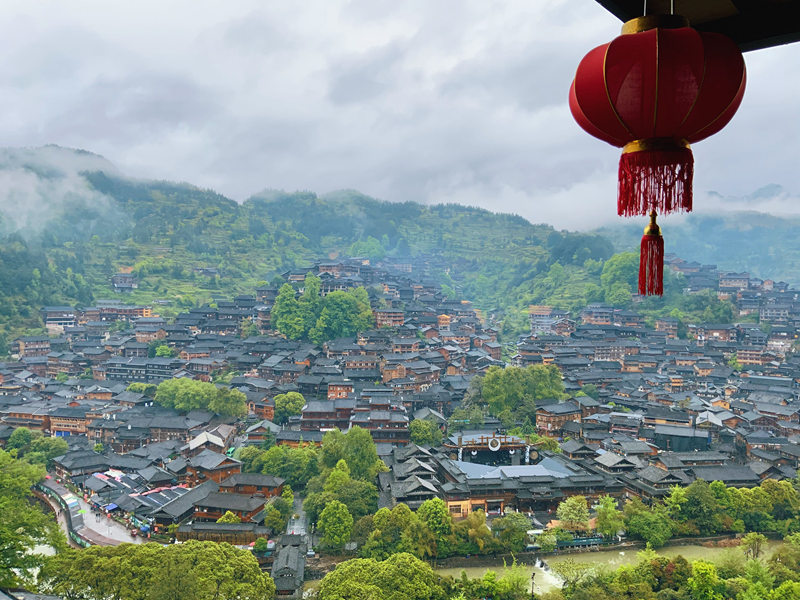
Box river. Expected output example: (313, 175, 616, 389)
(434, 540, 783, 595)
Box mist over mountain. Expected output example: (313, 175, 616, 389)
(0, 145, 794, 344)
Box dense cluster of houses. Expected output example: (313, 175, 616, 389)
(2, 255, 800, 567)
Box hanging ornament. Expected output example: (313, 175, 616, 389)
(568, 13, 746, 294)
(639, 211, 664, 296)
(569, 14, 746, 217)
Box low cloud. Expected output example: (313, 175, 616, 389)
(0, 0, 796, 231)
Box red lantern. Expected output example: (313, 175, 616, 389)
(569, 14, 746, 295)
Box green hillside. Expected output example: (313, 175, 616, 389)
(597, 211, 800, 285)
(0, 146, 752, 347)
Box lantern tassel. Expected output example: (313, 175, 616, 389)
(639, 210, 664, 296)
(619, 141, 693, 217)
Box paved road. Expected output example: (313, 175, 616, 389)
(76, 495, 143, 544)
(286, 497, 307, 538)
(39, 478, 142, 546)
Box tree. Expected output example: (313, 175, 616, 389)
(154, 378, 245, 417)
(537, 532, 557, 553)
(127, 382, 157, 397)
(155, 345, 175, 357)
(741, 532, 768, 560)
(93, 443, 104, 453)
(478, 364, 566, 418)
(316, 553, 444, 600)
(258, 444, 319, 489)
(557, 495, 589, 531)
(216, 510, 241, 524)
(687, 561, 723, 600)
(601, 252, 638, 293)
(550, 558, 594, 592)
(309, 289, 373, 344)
(208, 387, 247, 418)
(39, 541, 276, 600)
(271, 283, 304, 339)
(0, 450, 61, 588)
(320, 426, 384, 481)
(8, 427, 32, 450)
(361, 504, 419, 560)
(417, 498, 454, 557)
(595, 495, 624, 539)
(319, 500, 353, 552)
(263, 505, 287, 533)
(273, 391, 305, 425)
(409, 419, 443, 446)
(623, 498, 674, 548)
(683, 479, 722, 535)
(492, 512, 530, 552)
(452, 509, 496, 555)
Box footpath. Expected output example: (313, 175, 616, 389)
(35, 477, 143, 547)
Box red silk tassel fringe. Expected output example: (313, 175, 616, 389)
(639, 231, 664, 296)
(618, 147, 693, 217)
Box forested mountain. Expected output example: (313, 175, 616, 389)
(597, 210, 800, 285)
(0, 145, 783, 346)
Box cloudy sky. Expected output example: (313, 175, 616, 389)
(1, 0, 798, 229)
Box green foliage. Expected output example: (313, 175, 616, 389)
(38, 540, 275, 600)
(7, 427, 68, 469)
(474, 364, 566, 423)
(349, 236, 386, 261)
(319, 426, 385, 481)
(600, 252, 638, 306)
(687, 561, 723, 600)
(216, 510, 242, 524)
(556, 495, 589, 531)
(417, 498, 454, 557)
(127, 382, 157, 397)
(448, 405, 485, 432)
(491, 512, 531, 552)
(741, 532, 768, 560)
(551, 558, 595, 592)
(8, 426, 32, 450)
(595, 495, 624, 539)
(409, 419, 443, 446)
(273, 391, 305, 425)
(154, 378, 246, 417)
(304, 459, 379, 524)
(623, 498, 674, 548)
(252, 537, 270, 553)
(316, 553, 446, 600)
(271, 275, 374, 343)
(454, 559, 531, 600)
(263, 505, 287, 533)
(319, 500, 353, 551)
(258, 444, 319, 490)
(0, 450, 61, 587)
(154, 344, 175, 357)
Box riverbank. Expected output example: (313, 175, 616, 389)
(434, 539, 784, 595)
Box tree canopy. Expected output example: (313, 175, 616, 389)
(154, 378, 246, 417)
(270, 274, 374, 343)
(473, 364, 566, 424)
(38, 541, 275, 600)
(0, 450, 61, 588)
(273, 391, 305, 425)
